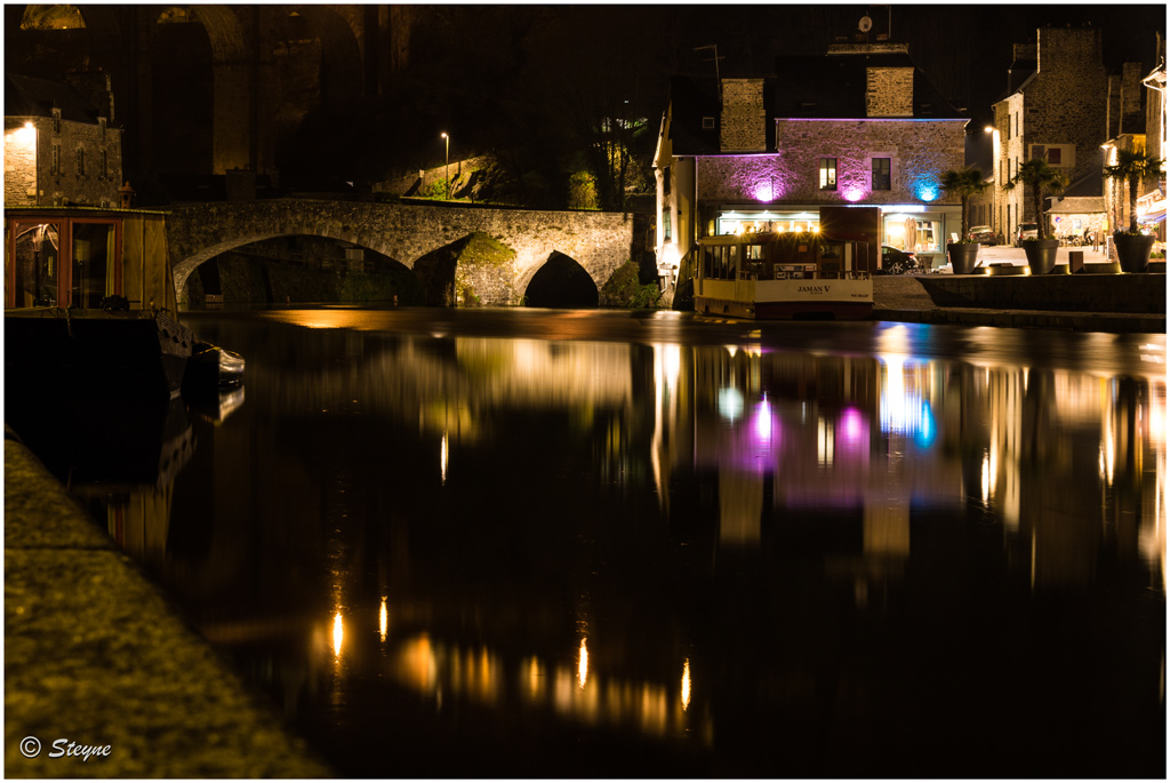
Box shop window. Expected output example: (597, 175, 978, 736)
(819, 158, 838, 190)
(11, 222, 61, 307)
(871, 158, 891, 191)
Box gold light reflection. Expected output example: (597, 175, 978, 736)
(681, 658, 691, 711)
(332, 611, 344, 659)
(379, 597, 388, 642)
(440, 431, 449, 485)
(577, 637, 589, 689)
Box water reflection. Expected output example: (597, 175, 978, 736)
(58, 314, 1165, 777)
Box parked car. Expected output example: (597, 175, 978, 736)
(967, 225, 996, 244)
(1015, 222, 1039, 245)
(879, 245, 918, 275)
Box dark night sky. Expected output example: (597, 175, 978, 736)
(666, 4, 1165, 121)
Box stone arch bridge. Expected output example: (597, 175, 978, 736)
(166, 199, 633, 305)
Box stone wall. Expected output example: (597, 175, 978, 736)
(697, 119, 965, 205)
(4, 121, 38, 206)
(1027, 27, 1107, 188)
(31, 116, 122, 207)
(167, 199, 633, 306)
(720, 78, 766, 152)
(866, 67, 914, 117)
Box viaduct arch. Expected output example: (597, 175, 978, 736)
(166, 200, 633, 306)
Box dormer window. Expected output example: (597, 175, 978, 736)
(701, 116, 715, 129)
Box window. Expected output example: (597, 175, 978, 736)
(51, 108, 60, 135)
(1015, 113, 1020, 137)
(51, 144, 60, 175)
(76, 148, 86, 176)
(871, 157, 891, 191)
(662, 208, 671, 241)
(101, 149, 108, 179)
(1006, 117, 1011, 140)
(663, 167, 671, 196)
(819, 158, 838, 190)
(701, 116, 715, 129)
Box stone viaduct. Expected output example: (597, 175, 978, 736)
(166, 199, 634, 305)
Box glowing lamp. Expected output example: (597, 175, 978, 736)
(843, 188, 864, 202)
(753, 182, 776, 202)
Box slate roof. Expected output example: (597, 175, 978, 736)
(5, 73, 102, 123)
(666, 75, 722, 156)
(772, 51, 965, 120)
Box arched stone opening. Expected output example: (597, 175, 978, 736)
(181, 235, 421, 309)
(524, 252, 599, 308)
(150, 9, 214, 184)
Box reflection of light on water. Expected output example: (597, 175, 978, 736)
(718, 387, 744, 422)
(332, 611, 344, 659)
(379, 597, 388, 643)
(840, 407, 864, 443)
(440, 431, 448, 485)
(879, 356, 935, 444)
(577, 638, 589, 689)
(817, 417, 834, 466)
(754, 396, 773, 444)
(681, 658, 691, 711)
(981, 450, 991, 504)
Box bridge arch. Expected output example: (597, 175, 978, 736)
(523, 252, 599, 308)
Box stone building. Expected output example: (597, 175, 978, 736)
(654, 39, 966, 277)
(987, 27, 1108, 242)
(4, 73, 123, 207)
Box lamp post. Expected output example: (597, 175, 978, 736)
(440, 132, 449, 200)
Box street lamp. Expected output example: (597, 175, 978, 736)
(440, 132, 449, 200)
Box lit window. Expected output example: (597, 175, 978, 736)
(819, 158, 838, 190)
(662, 209, 671, 241)
(871, 158, 891, 191)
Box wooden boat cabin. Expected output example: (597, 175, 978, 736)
(5, 206, 176, 312)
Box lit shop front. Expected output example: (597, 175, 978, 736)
(714, 204, 960, 267)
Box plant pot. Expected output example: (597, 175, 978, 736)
(1021, 238, 1059, 275)
(1113, 232, 1155, 273)
(946, 242, 980, 274)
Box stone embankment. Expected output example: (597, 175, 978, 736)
(4, 433, 330, 778)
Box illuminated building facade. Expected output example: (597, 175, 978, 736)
(4, 73, 123, 208)
(654, 40, 966, 278)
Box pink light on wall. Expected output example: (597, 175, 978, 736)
(753, 181, 777, 202)
(843, 187, 865, 202)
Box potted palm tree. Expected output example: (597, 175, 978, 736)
(1004, 158, 1064, 275)
(1104, 149, 1160, 273)
(941, 168, 989, 274)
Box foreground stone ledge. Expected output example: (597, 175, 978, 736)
(4, 437, 330, 778)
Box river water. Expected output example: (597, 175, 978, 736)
(36, 309, 1170, 776)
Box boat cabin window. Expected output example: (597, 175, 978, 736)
(71, 222, 117, 309)
(702, 244, 739, 280)
(10, 222, 61, 307)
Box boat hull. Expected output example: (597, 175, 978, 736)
(694, 277, 874, 320)
(5, 309, 193, 404)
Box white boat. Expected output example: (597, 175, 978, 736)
(692, 231, 874, 320)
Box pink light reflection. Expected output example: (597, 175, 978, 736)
(840, 407, 864, 443)
(753, 397, 774, 444)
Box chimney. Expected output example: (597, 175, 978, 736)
(720, 78, 766, 152)
(866, 67, 914, 117)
